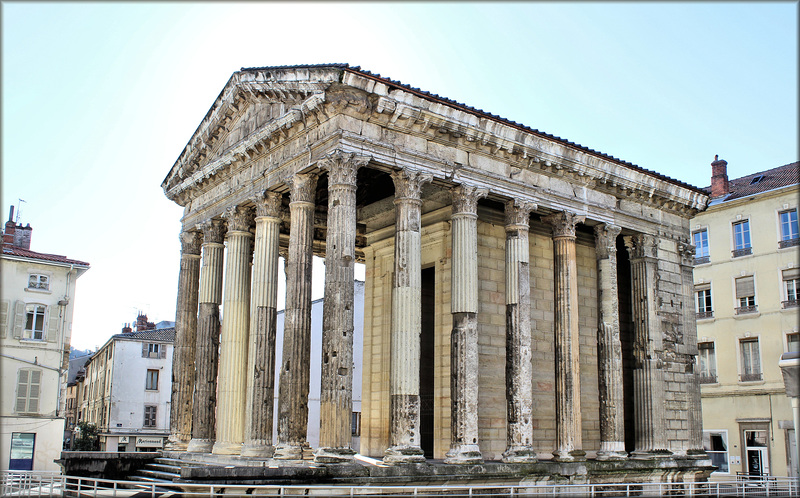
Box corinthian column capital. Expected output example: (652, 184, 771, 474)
(543, 211, 585, 238)
(624, 233, 658, 260)
(198, 219, 226, 244)
(594, 224, 622, 259)
(286, 173, 318, 204)
(318, 151, 370, 187)
(504, 199, 537, 229)
(223, 205, 254, 233)
(252, 191, 283, 219)
(392, 168, 433, 201)
(678, 241, 696, 267)
(451, 184, 489, 215)
(180, 230, 203, 256)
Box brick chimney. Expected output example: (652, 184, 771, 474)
(14, 224, 32, 249)
(3, 206, 15, 245)
(135, 313, 155, 331)
(710, 155, 730, 198)
(122, 323, 133, 334)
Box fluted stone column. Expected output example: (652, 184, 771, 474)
(167, 230, 202, 451)
(275, 173, 318, 460)
(315, 152, 370, 463)
(502, 199, 538, 463)
(594, 223, 627, 461)
(445, 184, 487, 465)
(187, 219, 225, 453)
(543, 211, 586, 462)
(384, 168, 432, 465)
(679, 241, 706, 458)
(212, 206, 254, 455)
(242, 192, 283, 458)
(625, 233, 671, 459)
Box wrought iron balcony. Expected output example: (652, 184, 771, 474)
(735, 305, 758, 315)
(696, 310, 714, 319)
(698, 374, 717, 384)
(779, 237, 800, 249)
(732, 247, 752, 258)
(782, 299, 798, 309)
(694, 256, 710, 265)
(740, 372, 762, 382)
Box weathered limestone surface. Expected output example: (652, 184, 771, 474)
(188, 220, 225, 453)
(384, 168, 432, 464)
(502, 200, 537, 463)
(594, 224, 626, 461)
(543, 211, 586, 462)
(242, 191, 283, 458)
(445, 184, 487, 465)
(213, 206, 254, 455)
(315, 152, 369, 463)
(167, 230, 202, 451)
(275, 173, 317, 460)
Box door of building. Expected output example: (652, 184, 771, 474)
(744, 430, 770, 476)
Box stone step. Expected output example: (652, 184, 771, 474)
(136, 468, 181, 481)
(147, 462, 182, 474)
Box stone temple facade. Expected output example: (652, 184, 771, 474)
(163, 64, 711, 481)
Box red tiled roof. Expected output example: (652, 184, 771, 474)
(705, 162, 799, 201)
(240, 63, 707, 194)
(2, 244, 90, 267)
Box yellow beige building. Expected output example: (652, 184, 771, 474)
(693, 157, 799, 477)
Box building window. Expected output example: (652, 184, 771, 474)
(698, 342, 717, 384)
(779, 209, 799, 248)
(783, 269, 799, 309)
(735, 276, 757, 314)
(142, 343, 163, 358)
(732, 220, 752, 257)
(703, 430, 729, 473)
(23, 304, 46, 340)
(144, 406, 157, 428)
(15, 369, 42, 413)
(145, 369, 159, 391)
(740, 338, 762, 382)
(787, 332, 799, 353)
(693, 229, 710, 265)
(27, 274, 49, 291)
(696, 285, 713, 319)
(351, 412, 361, 437)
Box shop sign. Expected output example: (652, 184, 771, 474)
(9, 433, 35, 470)
(136, 436, 163, 448)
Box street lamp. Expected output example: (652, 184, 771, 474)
(778, 351, 799, 478)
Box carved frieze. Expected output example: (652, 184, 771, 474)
(223, 205, 254, 233)
(542, 211, 586, 238)
(451, 184, 489, 215)
(252, 190, 283, 218)
(504, 199, 537, 229)
(286, 173, 318, 204)
(391, 168, 433, 201)
(198, 219, 226, 244)
(594, 224, 622, 259)
(180, 230, 203, 256)
(318, 151, 370, 187)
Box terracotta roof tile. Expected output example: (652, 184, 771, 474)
(2, 244, 89, 266)
(705, 162, 799, 201)
(113, 327, 175, 342)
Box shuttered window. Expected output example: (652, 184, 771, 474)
(735, 276, 756, 308)
(740, 338, 761, 381)
(15, 369, 42, 413)
(784, 269, 799, 304)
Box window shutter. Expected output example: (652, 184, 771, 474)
(160, 345, 167, 359)
(28, 370, 41, 413)
(735, 276, 755, 298)
(16, 370, 29, 412)
(694, 283, 711, 292)
(0, 300, 8, 338)
(142, 343, 148, 358)
(783, 268, 800, 281)
(12, 301, 25, 339)
(46, 306, 59, 343)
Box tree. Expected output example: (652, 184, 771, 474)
(73, 422, 99, 451)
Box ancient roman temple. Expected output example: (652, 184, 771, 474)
(162, 64, 712, 483)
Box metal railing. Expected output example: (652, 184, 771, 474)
(732, 247, 753, 258)
(696, 310, 714, 319)
(2, 471, 799, 497)
(781, 299, 798, 309)
(735, 305, 758, 315)
(779, 237, 799, 249)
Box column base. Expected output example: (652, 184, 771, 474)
(241, 442, 274, 458)
(211, 440, 243, 455)
(165, 436, 190, 452)
(273, 442, 311, 460)
(501, 445, 538, 463)
(313, 446, 356, 464)
(630, 449, 672, 460)
(383, 445, 426, 465)
(186, 438, 214, 453)
(596, 442, 627, 461)
(552, 449, 586, 462)
(444, 444, 483, 464)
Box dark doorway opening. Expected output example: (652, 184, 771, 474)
(420, 266, 436, 458)
(616, 236, 636, 453)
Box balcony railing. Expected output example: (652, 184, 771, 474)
(732, 247, 752, 258)
(740, 372, 762, 382)
(783, 299, 799, 309)
(735, 305, 758, 315)
(694, 255, 710, 265)
(698, 374, 717, 384)
(779, 237, 800, 249)
(696, 310, 714, 319)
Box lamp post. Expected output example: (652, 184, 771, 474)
(778, 351, 799, 479)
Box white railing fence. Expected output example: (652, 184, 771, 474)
(2, 471, 799, 497)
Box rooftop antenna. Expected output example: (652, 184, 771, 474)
(15, 199, 25, 224)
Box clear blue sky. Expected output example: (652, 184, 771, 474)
(2, 2, 797, 350)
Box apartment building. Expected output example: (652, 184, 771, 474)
(693, 158, 799, 477)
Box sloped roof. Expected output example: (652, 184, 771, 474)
(2, 244, 90, 267)
(706, 162, 799, 202)
(113, 327, 175, 342)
